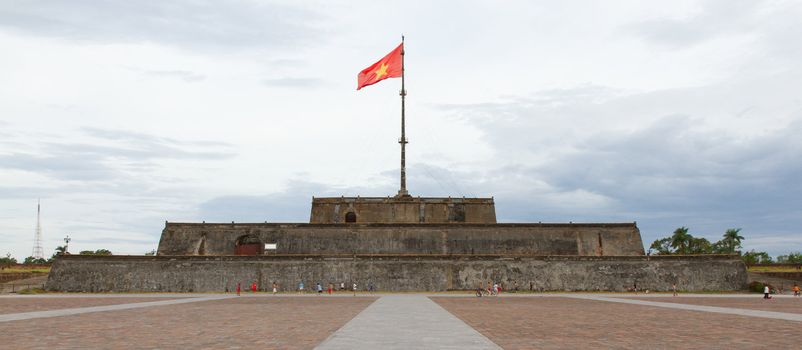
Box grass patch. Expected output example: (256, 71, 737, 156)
(17, 287, 47, 294)
(748, 266, 802, 273)
(0, 267, 51, 274)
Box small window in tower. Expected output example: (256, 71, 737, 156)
(345, 212, 357, 223)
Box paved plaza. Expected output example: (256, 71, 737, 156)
(1, 293, 800, 349)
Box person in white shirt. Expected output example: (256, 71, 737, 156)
(763, 285, 771, 299)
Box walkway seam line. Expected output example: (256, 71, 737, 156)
(426, 296, 503, 348)
(565, 295, 802, 322)
(314, 296, 382, 347)
(0, 296, 232, 323)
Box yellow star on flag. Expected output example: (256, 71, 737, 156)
(374, 63, 389, 79)
(357, 42, 403, 90)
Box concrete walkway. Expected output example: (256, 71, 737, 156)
(569, 295, 802, 322)
(0, 295, 231, 323)
(315, 295, 501, 350)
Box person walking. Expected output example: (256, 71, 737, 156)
(298, 281, 305, 294)
(251, 281, 257, 293)
(764, 285, 771, 299)
(327, 283, 333, 295)
(272, 281, 278, 294)
(672, 283, 677, 297)
(317, 282, 323, 294)
(793, 283, 800, 297)
(236, 282, 241, 296)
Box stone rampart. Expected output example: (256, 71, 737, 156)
(46, 254, 746, 292)
(157, 222, 644, 256)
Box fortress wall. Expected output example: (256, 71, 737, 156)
(46, 255, 747, 292)
(157, 223, 644, 256)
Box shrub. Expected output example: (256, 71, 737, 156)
(748, 281, 762, 293)
(17, 287, 46, 295)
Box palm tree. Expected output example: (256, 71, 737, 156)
(722, 228, 744, 253)
(670, 227, 692, 254)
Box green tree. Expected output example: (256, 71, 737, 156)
(670, 227, 692, 254)
(0, 253, 17, 269)
(687, 237, 713, 254)
(50, 245, 67, 261)
(719, 228, 744, 254)
(649, 237, 673, 255)
(776, 252, 802, 264)
(742, 250, 773, 264)
(23, 256, 48, 264)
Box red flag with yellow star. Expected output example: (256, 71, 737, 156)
(357, 43, 403, 90)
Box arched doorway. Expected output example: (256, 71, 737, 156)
(235, 234, 262, 255)
(345, 212, 357, 223)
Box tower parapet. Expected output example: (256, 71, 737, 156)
(309, 196, 496, 224)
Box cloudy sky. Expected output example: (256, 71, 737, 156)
(1, 0, 800, 260)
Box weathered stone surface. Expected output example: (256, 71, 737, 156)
(157, 222, 645, 256)
(46, 255, 746, 292)
(310, 196, 497, 224)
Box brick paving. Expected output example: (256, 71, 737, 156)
(628, 296, 802, 314)
(3, 294, 802, 349)
(0, 297, 178, 314)
(0, 296, 376, 349)
(432, 296, 802, 349)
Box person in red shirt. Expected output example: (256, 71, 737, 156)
(236, 282, 241, 296)
(251, 281, 257, 293)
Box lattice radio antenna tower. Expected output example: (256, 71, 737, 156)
(32, 199, 44, 259)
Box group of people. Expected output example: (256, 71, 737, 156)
(764, 283, 801, 299)
(299, 282, 344, 294)
(235, 280, 802, 297)
(300, 281, 373, 294)
(236, 281, 378, 295)
(235, 281, 257, 296)
(476, 281, 503, 297)
(235, 281, 280, 295)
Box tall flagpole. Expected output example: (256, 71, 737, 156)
(398, 35, 409, 197)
